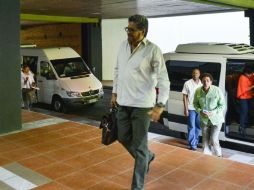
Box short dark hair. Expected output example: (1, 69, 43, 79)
(128, 14, 148, 37)
(201, 73, 213, 81)
(243, 63, 254, 75)
(22, 64, 29, 69)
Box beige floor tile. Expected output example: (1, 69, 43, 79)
(3, 162, 52, 186)
(159, 169, 206, 189)
(110, 169, 155, 188)
(57, 171, 102, 189)
(44, 147, 80, 161)
(181, 155, 232, 176)
(192, 178, 243, 190)
(1, 148, 37, 161)
(29, 142, 61, 153)
(63, 154, 101, 169)
(36, 163, 76, 180)
(33, 182, 71, 190)
(212, 167, 254, 186)
(146, 178, 186, 190)
(18, 155, 56, 170)
(84, 162, 122, 179)
(0, 181, 15, 190)
(0, 156, 11, 166)
(87, 181, 125, 190)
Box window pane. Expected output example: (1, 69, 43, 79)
(22, 56, 38, 74)
(166, 60, 221, 92)
(51, 57, 90, 78)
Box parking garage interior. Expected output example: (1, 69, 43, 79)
(1, 0, 254, 189)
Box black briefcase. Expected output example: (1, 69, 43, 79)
(99, 108, 118, 145)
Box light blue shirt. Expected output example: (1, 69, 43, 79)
(113, 38, 170, 108)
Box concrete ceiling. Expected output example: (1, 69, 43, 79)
(21, 0, 241, 21)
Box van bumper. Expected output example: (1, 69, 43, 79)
(62, 93, 104, 106)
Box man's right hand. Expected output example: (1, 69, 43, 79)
(184, 109, 189, 117)
(111, 93, 118, 108)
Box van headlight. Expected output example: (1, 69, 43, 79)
(66, 91, 82, 97)
(99, 87, 103, 94)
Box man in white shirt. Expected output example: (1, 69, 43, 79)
(111, 14, 170, 190)
(21, 65, 36, 109)
(182, 68, 202, 150)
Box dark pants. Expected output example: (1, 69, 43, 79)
(117, 106, 153, 190)
(239, 98, 254, 129)
(22, 88, 37, 110)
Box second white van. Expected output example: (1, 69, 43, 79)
(163, 43, 254, 150)
(21, 47, 104, 112)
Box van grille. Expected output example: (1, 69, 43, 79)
(81, 89, 99, 97)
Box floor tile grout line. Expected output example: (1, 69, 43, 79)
(202, 160, 251, 188)
(145, 152, 204, 186)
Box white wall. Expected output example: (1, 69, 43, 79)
(102, 19, 127, 80)
(101, 12, 249, 80)
(147, 11, 249, 53)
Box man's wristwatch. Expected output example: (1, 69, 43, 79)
(155, 102, 165, 108)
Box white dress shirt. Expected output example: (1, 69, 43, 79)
(21, 71, 35, 89)
(113, 38, 170, 108)
(182, 78, 202, 110)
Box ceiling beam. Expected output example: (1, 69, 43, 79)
(21, 14, 99, 23)
(193, 0, 254, 9)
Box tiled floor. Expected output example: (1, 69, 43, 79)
(0, 110, 254, 189)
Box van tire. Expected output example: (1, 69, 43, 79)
(52, 97, 68, 113)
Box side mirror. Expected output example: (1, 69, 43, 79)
(46, 73, 56, 80)
(92, 67, 96, 74)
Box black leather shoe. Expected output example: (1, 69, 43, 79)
(147, 153, 155, 173)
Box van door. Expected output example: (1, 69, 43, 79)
(225, 59, 254, 143)
(22, 56, 38, 75)
(164, 57, 224, 134)
(37, 61, 56, 104)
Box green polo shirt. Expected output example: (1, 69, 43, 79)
(193, 85, 225, 125)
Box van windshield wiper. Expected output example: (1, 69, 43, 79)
(70, 74, 89, 79)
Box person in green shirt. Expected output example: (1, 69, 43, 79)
(193, 73, 225, 157)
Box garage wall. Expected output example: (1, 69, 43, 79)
(102, 19, 127, 80)
(21, 23, 82, 54)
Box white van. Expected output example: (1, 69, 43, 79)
(163, 43, 254, 149)
(21, 47, 104, 112)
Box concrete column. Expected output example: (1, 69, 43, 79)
(81, 23, 102, 80)
(245, 9, 254, 46)
(0, 0, 21, 134)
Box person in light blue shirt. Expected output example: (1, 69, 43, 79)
(111, 15, 170, 190)
(193, 73, 225, 157)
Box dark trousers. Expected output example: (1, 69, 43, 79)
(239, 98, 254, 129)
(117, 106, 153, 190)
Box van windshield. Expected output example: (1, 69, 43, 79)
(51, 57, 90, 78)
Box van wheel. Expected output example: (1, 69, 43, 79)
(52, 97, 67, 113)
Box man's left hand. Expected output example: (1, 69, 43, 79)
(148, 106, 164, 122)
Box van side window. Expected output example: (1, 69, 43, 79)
(40, 61, 55, 80)
(165, 60, 221, 92)
(22, 56, 38, 74)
